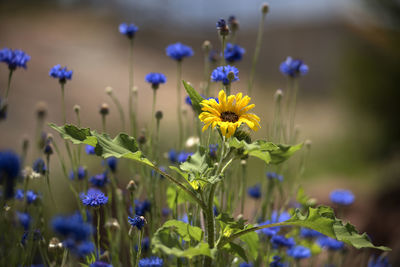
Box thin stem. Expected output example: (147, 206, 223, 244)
(96, 208, 101, 259)
(240, 163, 246, 214)
(60, 83, 66, 124)
(45, 155, 57, 210)
(176, 61, 183, 149)
(149, 89, 157, 147)
(102, 115, 106, 132)
(129, 38, 135, 136)
(221, 36, 226, 66)
(5, 69, 14, 98)
(248, 12, 267, 96)
(135, 229, 144, 267)
(204, 183, 217, 267)
(60, 249, 68, 267)
(289, 78, 299, 143)
(109, 92, 126, 131)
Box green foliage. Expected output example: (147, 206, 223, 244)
(228, 137, 303, 164)
(182, 80, 204, 115)
(166, 184, 196, 209)
(239, 227, 259, 261)
(50, 124, 154, 167)
(152, 220, 214, 259)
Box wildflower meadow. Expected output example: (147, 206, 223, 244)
(0, 2, 395, 267)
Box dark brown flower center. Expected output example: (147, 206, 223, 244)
(220, 111, 239, 123)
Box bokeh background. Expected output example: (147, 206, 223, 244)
(1, 0, 399, 264)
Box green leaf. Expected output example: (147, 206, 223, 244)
(166, 185, 196, 209)
(180, 146, 210, 174)
(239, 227, 259, 261)
(50, 124, 154, 167)
(152, 220, 214, 259)
(269, 143, 303, 164)
(182, 80, 204, 114)
(223, 242, 248, 263)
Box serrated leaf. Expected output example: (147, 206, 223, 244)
(269, 143, 303, 164)
(180, 146, 210, 174)
(182, 80, 204, 114)
(50, 124, 154, 167)
(162, 220, 203, 242)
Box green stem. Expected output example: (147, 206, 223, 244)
(129, 38, 135, 136)
(5, 69, 14, 98)
(221, 36, 226, 66)
(60, 249, 68, 267)
(248, 11, 267, 96)
(176, 61, 183, 149)
(109, 92, 126, 131)
(60, 83, 66, 124)
(102, 115, 106, 132)
(149, 89, 157, 147)
(289, 78, 299, 143)
(96, 208, 101, 259)
(204, 183, 217, 267)
(240, 163, 246, 214)
(135, 229, 144, 267)
(45, 155, 57, 210)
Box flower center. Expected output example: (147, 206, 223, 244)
(220, 111, 239, 123)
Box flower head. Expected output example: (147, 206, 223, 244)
(80, 188, 108, 207)
(69, 166, 87, 180)
(0, 48, 30, 70)
(216, 19, 229, 36)
(52, 212, 92, 242)
(300, 227, 322, 238)
(26, 190, 39, 204)
(211, 65, 239, 85)
(15, 189, 24, 200)
(287, 245, 311, 259)
(119, 23, 138, 39)
(177, 151, 193, 163)
(106, 157, 118, 173)
(76, 241, 95, 257)
(145, 72, 167, 89)
(85, 144, 96, 155)
(138, 256, 163, 267)
(32, 158, 46, 175)
(270, 256, 285, 267)
(199, 90, 260, 138)
(16, 212, 31, 230)
(280, 57, 308, 77)
(89, 172, 108, 187)
(90, 261, 113, 267)
(258, 211, 291, 237)
(266, 172, 283, 182)
(166, 43, 194, 61)
(49, 64, 73, 83)
(247, 184, 261, 199)
(0, 150, 21, 199)
(224, 43, 245, 63)
(368, 255, 391, 267)
(134, 199, 151, 216)
(317, 236, 344, 251)
(271, 235, 295, 248)
(128, 215, 146, 230)
(330, 189, 355, 206)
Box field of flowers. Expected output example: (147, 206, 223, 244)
(0, 2, 392, 267)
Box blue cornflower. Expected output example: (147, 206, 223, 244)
(135, 236, 150, 252)
(266, 172, 283, 182)
(80, 188, 108, 207)
(69, 166, 87, 180)
(145, 72, 167, 89)
(134, 199, 151, 216)
(106, 157, 118, 173)
(239, 263, 253, 267)
(206, 97, 219, 103)
(224, 43, 245, 63)
(216, 19, 229, 36)
(89, 172, 108, 187)
(177, 151, 193, 163)
(368, 255, 391, 267)
(185, 95, 192, 106)
(209, 144, 218, 158)
(15, 189, 24, 200)
(162, 208, 171, 217)
(0, 48, 30, 70)
(211, 65, 239, 85)
(279, 57, 309, 78)
(128, 215, 146, 230)
(0, 150, 21, 199)
(258, 211, 291, 237)
(26, 190, 39, 204)
(300, 228, 322, 238)
(16, 211, 31, 230)
(179, 213, 189, 224)
(77, 241, 95, 257)
(270, 255, 285, 267)
(287, 245, 311, 259)
(317, 236, 344, 251)
(90, 260, 113, 267)
(247, 184, 261, 199)
(119, 23, 138, 39)
(168, 149, 177, 163)
(271, 235, 296, 248)
(138, 256, 163, 267)
(330, 189, 355, 206)
(32, 158, 46, 175)
(52, 212, 92, 242)
(49, 64, 73, 83)
(85, 144, 96, 155)
(166, 43, 194, 61)
(151, 166, 166, 179)
(213, 206, 219, 216)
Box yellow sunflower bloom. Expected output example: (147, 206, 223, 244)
(199, 90, 261, 138)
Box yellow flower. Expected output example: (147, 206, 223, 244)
(199, 90, 261, 138)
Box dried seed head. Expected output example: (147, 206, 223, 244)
(202, 40, 212, 52)
(36, 101, 48, 119)
(99, 103, 109, 116)
(305, 139, 312, 149)
(126, 180, 137, 192)
(155, 110, 163, 120)
(261, 3, 269, 14)
(73, 104, 81, 113)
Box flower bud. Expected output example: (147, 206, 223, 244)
(305, 139, 312, 149)
(73, 104, 80, 113)
(216, 19, 230, 36)
(261, 3, 269, 14)
(155, 110, 163, 120)
(126, 180, 137, 192)
(105, 86, 113, 95)
(202, 40, 212, 53)
(240, 159, 247, 166)
(228, 16, 239, 32)
(132, 86, 138, 94)
(99, 103, 109, 116)
(36, 101, 47, 120)
(227, 71, 236, 82)
(48, 237, 63, 253)
(44, 144, 53, 155)
(274, 89, 283, 102)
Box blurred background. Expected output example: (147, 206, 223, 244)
(1, 0, 399, 264)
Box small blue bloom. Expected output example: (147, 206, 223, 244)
(135, 199, 151, 216)
(119, 23, 138, 39)
(32, 158, 46, 175)
(247, 184, 261, 199)
(135, 236, 150, 252)
(162, 208, 171, 217)
(185, 95, 192, 106)
(213, 206, 219, 217)
(266, 172, 283, 182)
(209, 144, 218, 158)
(106, 157, 118, 173)
(85, 144, 96, 155)
(368, 255, 391, 267)
(52, 212, 92, 242)
(300, 228, 322, 238)
(0, 150, 21, 199)
(26, 190, 39, 204)
(166, 43, 194, 61)
(211, 65, 239, 85)
(49, 64, 73, 83)
(138, 256, 163, 267)
(330, 189, 355, 206)
(77, 241, 95, 257)
(15, 189, 24, 200)
(270, 255, 285, 267)
(89, 172, 108, 187)
(239, 263, 253, 267)
(81, 188, 108, 207)
(206, 97, 219, 103)
(280, 57, 309, 78)
(177, 151, 193, 163)
(145, 72, 167, 89)
(216, 18, 229, 36)
(271, 235, 296, 248)
(224, 43, 245, 63)
(69, 166, 87, 180)
(179, 214, 189, 224)
(317, 236, 344, 251)
(0, 48, 31, 70)
(17, 211, 31, 230)
(128, 215, 146, 230)
(287, 245, 311, 259)
(258, 211, 291, 237)
(90, 260, 113, 267)
(168, 149, 177, 163)
(151, 166, 166, 179)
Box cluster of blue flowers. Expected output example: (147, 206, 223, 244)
(138, 256, 163, 267)
(211, 65, 239, 85)
(15, 189, 39, 204)
(266, 172, 283, 182)
(69, 166, 87, 180)
(0, 48, 30, 70)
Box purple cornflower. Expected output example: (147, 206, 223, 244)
(69, 166, 87, 180)
(216, 18, 229, 36)
(211, 65, 239, 85)
(80, 188, 108, 207)
(128, 215, 146, 230)
(0, 48, 30, 70)
(0, 150, 21, 199)
(119, 23, 138, 39)
(271, 235, 295, 248)
(16, 212, 31, 230)
(134, 199, 151, 216)
(32, 158, 46, 175)
(52, 212, 92, 242)
(266, 172, 283, 182)
(26, 190, 39, 204)
(166, 43, 194, 61)
(106, 157, 117, 173)
(279, 57, 308, 77)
